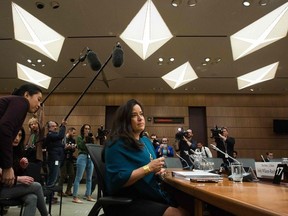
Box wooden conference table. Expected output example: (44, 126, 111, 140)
(163, 170, 288, 216)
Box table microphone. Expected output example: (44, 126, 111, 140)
(210, 144, 253, 181)
(176, 153, 191, 170)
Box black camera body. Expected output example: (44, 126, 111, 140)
(97, 126, 109, 140)
(210, 126, 223, 139)
(175, 129, 188, 140)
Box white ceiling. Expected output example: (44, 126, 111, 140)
(0, 0, 287, 95)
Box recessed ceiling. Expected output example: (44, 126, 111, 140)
(0, 0, 287, 95)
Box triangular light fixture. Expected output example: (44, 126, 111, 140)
(17, 63, 51, 89)
(162, 62, 198, 89)
(12, 2, 65, 61)
(120, 0, 173, 60)
(230, 2, 288, 61)
(237, 62, 279, 90)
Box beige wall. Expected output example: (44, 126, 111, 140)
(12, 93, 288, 161)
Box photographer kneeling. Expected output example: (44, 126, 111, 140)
(174, 129, 197, 168)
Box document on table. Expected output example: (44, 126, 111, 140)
(172, 170, 223, 182)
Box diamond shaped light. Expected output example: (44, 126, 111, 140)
(17, 63, 51, 89)
(120, 0, 173, 60)
(230, 2, 288, 61)
(162, 62, 198, 89)
(237, 62, 279, 90)
(12, 2, 65, 61)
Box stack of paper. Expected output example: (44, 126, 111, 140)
(172, 170, 223, 182)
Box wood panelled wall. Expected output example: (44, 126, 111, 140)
(7, 93, 288, 161)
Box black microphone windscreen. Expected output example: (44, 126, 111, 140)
(87, 50, 102, 71)
(112, 45, 124, 68)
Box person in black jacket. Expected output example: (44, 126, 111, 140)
(215, 127, 235, 166)
(0, 84, 42, 187)
(45, 120, 67, 187)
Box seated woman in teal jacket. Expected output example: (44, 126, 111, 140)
(104, 99, 189, 216)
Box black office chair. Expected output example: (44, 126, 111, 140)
(25, 162, 63, 216)
(205, 158, 224, 170)
(0, 198, 23, 216)
(86, 144, 132, 216)
(236, 158, 256, 170)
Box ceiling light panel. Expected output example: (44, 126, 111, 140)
(230, 2, 288, 61)
(12, 2, 65, 61)
(237, 62, 278, 90)
(162, 61, 198, 89)
(120, 0, 173, 60)
(17, 63, 51, 89)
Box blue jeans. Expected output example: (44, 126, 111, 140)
(73, 154, 94, 197)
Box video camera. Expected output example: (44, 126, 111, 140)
(97, 125, 109, 140)
(175, 127, 188, 141)
(210, 125, 223, 139)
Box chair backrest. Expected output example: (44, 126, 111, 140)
(237, 158, 256, 170)
(165, 157, 183, 168)
(86, 143, 106, 199)
(269, 158, 283, 163)
(205, 158, 223, 170)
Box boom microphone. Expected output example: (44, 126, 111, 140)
(87, 50, 102, 71)
(112, 42, 124, 67)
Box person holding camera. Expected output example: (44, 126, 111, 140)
(58, 127, 77, 197)
(150, 133, 160, 149)
(215, 127, 235, 165)
(174, 129, 197, 167)
(72, 124, 96, 203)
(155, 137, 174, 158)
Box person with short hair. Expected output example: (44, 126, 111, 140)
(58, 127, 77, 196)
(265, 152, 273, 162)
(195, 142, 212, 158)
(45, 120, 67, 188)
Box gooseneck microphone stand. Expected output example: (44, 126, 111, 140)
(210, 144, 240, 164)
(210, 144, 254, 179)
(63, 53, 112, 121)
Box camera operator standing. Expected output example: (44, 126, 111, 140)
(174, 129, 197, 167)
(215, 127, 235, 165)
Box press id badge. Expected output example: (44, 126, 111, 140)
(87, 154, 90, 159)
(55, 160, 59, 165)
(225, 153, 228, 158)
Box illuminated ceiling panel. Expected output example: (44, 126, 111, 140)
(120, 0, 173, 60)
(237, 62, 278, 90)
(17, 63, 51, 89)
(12, 2, 65, 61)
(162, 62, 198, 89)
(230, 2, 288, 61)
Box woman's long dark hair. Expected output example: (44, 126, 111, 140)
(13, 127, 26, 157)
(80, 124, 94, 143)
(12, 83, 42, 96)
(13, 127, 26, 173)
(107, 99, 144, 150)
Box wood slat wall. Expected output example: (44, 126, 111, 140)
(3, 93, 287, 161)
